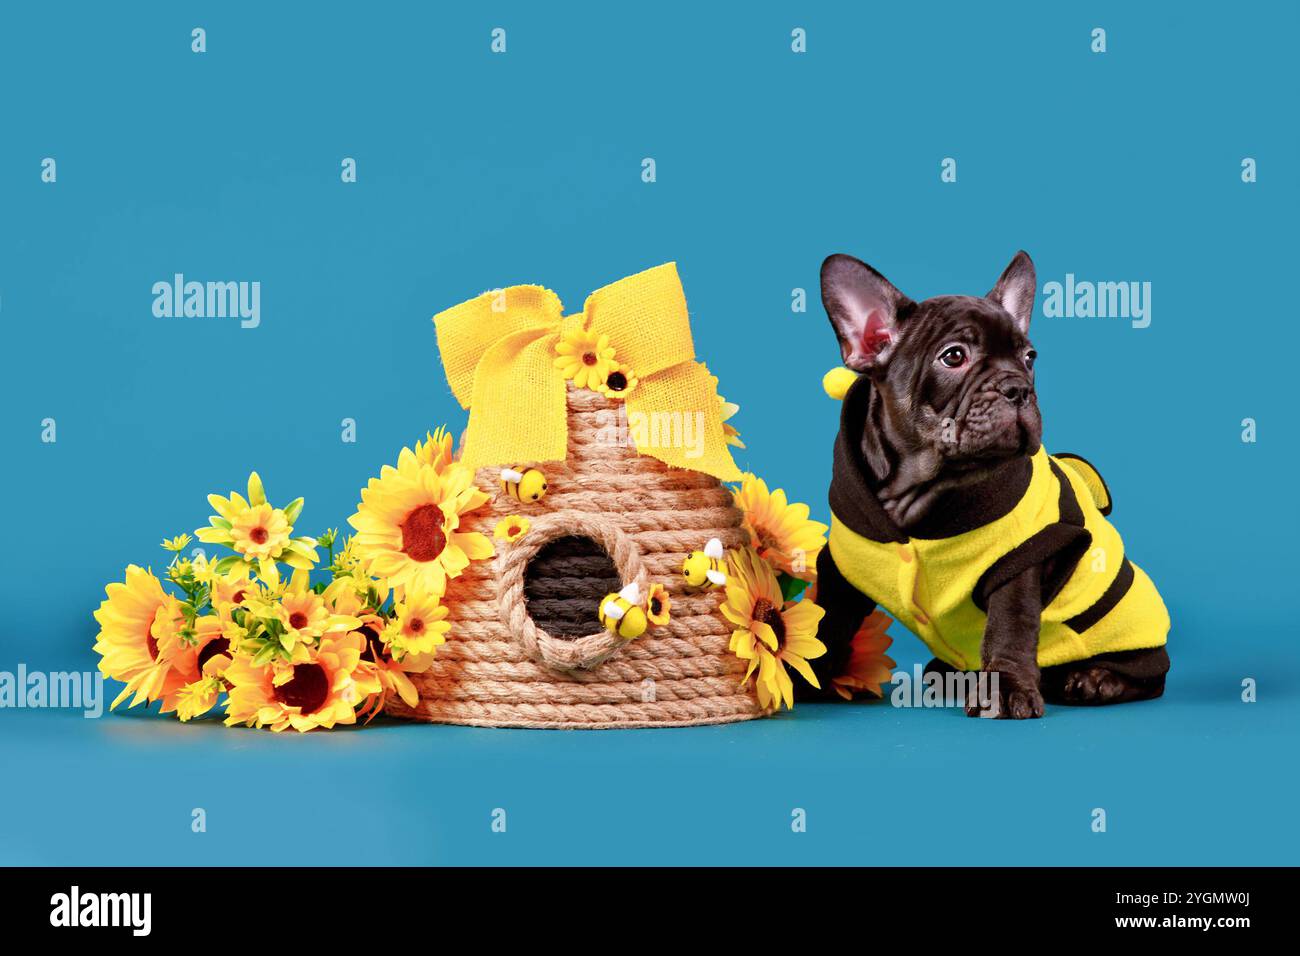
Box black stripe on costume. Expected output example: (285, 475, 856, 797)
(1065, 558, 1136, 633)
(973, 457, 1091, 611)
(1048, 459, 1085, 527)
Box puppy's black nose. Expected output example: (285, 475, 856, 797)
(998, 381, 1030, 406)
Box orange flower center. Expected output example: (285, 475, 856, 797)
(399, 504, 447, 562)
(750, 598, 786, 646)
(408, 617, 426, 635)
(582, 351, 598, 366)
(273, 663, 329, 714)
(751, 524, 779, 556)
(250, 527, 269, 545)
(231, 589, 247, 604)
(289, 611, 309, 630)
(508, 523, 521, 537)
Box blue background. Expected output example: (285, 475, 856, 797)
(1, 1, 1295, 865)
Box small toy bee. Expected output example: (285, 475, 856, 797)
(598, 582, 648, 640)
(500, 467, 548, 502)
(682, 537, 728, 589)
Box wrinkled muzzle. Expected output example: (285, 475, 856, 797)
(942, 373, 1042, 462)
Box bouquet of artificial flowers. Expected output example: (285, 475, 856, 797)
(91, 431, 473, 732)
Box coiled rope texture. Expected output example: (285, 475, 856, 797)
(387, 385, 764, 728)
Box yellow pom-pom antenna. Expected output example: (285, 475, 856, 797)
(823, 366, 859, 401)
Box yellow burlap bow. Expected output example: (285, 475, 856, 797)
(434, 263, 741, 481)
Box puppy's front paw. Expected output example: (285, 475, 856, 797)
(965, 667, 1045, 719)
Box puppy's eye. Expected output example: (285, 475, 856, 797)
(938, 345, 967, 369)
(1024, 349, 1037, 371)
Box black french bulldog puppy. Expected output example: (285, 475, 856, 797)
(810, 251, 1170, 718)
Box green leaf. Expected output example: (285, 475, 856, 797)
(779, 574, 810, 603)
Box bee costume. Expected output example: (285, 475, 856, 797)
(820, 374, 1170, 675)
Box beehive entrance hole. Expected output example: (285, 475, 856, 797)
(522, 535, 622, 638)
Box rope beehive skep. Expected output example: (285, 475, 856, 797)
(387, 382, 766, 728)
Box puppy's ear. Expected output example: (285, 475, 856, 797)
(821, 254, 913, 371)
(987, 250, 1036, 333)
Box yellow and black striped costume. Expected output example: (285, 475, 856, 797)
(821, 378, 1169, 673)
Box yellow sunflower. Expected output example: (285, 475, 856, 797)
(645, 582, 671, 626)
(274, 587, 330, 647)
(351, 613, 424, 716)
(493, 514, 531, 542)
(209, 566, 258, 625)
(348, 450, 494, 599)
(188, 616, 233, 677)
(92, 566, 192, 710)
(721, 548, 826, 711)
(830, 610, 897, 701)
(228, 503, 291, 561)
(167, 614, 227, 680)
(195, 472, 318, 578)
(596, 361, 638, 401)
(731, 474, 828, 582)
(276, 571, 359, 649)
(223, 630, 380, 732)
(168, 616, 233, 721)
(414, 426, 455, 472)
(554, 327, 616, 390)
(319, 569, 416, 720)
(383, 591, 450, 663)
